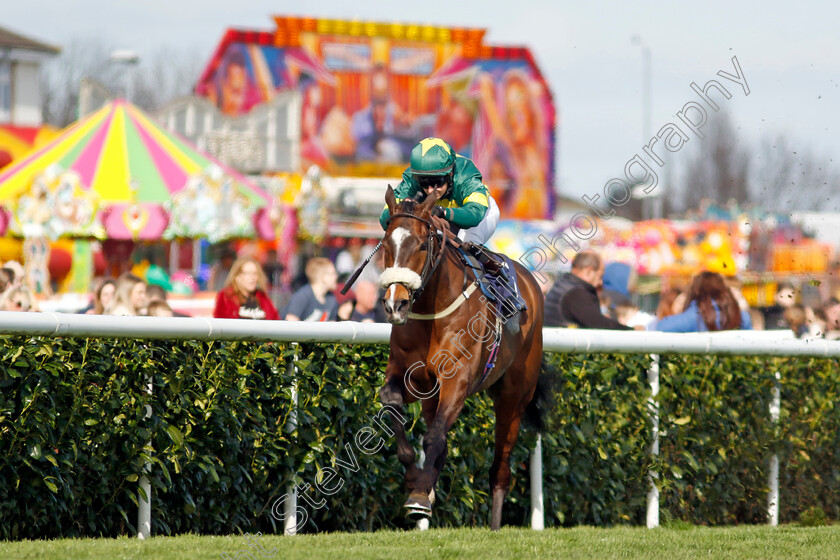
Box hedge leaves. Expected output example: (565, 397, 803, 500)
(1, 336, 838, 538)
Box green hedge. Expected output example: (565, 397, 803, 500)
(1, 336, 838, 539)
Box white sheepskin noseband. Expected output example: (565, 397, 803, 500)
(379, 267, 422, 291)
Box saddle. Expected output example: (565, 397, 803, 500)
(454, 243, 527, 326)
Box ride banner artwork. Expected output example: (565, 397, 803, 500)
(194, 18, 556, 220)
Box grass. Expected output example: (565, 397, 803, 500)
(2, 525, 840, 560)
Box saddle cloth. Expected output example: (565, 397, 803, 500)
(455, 246, 522, 317)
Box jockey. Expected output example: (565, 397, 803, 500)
(380, 137, 526, 317)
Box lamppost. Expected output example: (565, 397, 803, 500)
(631, 36, 652, 145)
(631, 36, 661, 219)
(109, 49, 140, 103)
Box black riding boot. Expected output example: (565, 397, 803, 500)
(466, 244, 527, 319)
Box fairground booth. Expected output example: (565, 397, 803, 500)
(157, 15, 558, 283)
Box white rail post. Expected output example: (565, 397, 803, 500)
(646, 354, 660, 529)
(416, 436, 429, 531)
(284, 342, 299, 535)
(137, 371, 153, 539)
(768, 370, 781, 526)
(530, 434, 545, 530)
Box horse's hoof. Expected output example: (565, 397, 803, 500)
(404, 491, 434, 519)
(405, 506, 431, 520)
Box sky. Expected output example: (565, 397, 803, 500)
(6, 1, 840, 204)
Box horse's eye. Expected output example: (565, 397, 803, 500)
(419, 242, 428, 251)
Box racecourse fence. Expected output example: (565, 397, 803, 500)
(1, 312, 839, 538)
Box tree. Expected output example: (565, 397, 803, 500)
(676, 110, 750, 212)
(41, 38, 121, 127)
(41, 38, 203, 127)
(130, 47, 205, 111)
(750, 136, 840, 212)
(673, 110, 840, 215)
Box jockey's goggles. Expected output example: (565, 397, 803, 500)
(417, 175, 449, 190)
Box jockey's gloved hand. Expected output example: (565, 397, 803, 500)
(431, 206, 447, 220)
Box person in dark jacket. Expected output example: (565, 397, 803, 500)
(759, 281, 796, 330)
(544, 251, 632, 330)
(283, 257, 338, 322)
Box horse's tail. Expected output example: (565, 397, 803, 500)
(523, 357, 558, 433)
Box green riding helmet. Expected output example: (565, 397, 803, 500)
(410, 138, 455, 177)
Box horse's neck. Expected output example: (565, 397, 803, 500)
(412, 249, 463, 315)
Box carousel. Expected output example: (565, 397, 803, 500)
(0, 99, 297, 306)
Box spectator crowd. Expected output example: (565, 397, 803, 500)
(543, 250, 832, 338)
(2, 242, 839, 339)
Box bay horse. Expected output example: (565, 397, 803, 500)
(377, 186, 545, 530)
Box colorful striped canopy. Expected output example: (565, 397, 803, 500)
(0, 124, 59, 168)
(0, 99, 273, 240)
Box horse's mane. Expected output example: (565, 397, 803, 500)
(395, 196, 429, 218)
(398, 199, 418, 215)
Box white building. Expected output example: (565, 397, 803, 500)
(0, 26, 60, 126)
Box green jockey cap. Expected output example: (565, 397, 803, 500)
(409, 138, 455, 177)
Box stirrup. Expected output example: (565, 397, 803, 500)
(490, 261, 527, 319)
(505, 294, 528, 319)
(500, 289, 527, 320)
(467, 244, 502, 275)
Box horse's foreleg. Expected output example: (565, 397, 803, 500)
(414, 384, 467, 496)
(379, 375, 419, 487)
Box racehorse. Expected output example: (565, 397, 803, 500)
(377, 186, 545, 531)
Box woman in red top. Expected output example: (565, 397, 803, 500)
(213, 256, 279, 320)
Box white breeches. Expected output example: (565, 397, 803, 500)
(458, 196, 500, 245)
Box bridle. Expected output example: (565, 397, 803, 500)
(385, 211, 449, 305)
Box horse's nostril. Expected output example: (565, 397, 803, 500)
(396, 299, 409, 313)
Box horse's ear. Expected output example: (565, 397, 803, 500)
(420, 187, 442, 211)
(385, 184, 396, 214)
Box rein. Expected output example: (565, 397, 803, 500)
(385, 211, 466, 316)
(340, 240, 383, 295)
(386, 212, 446, 301)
